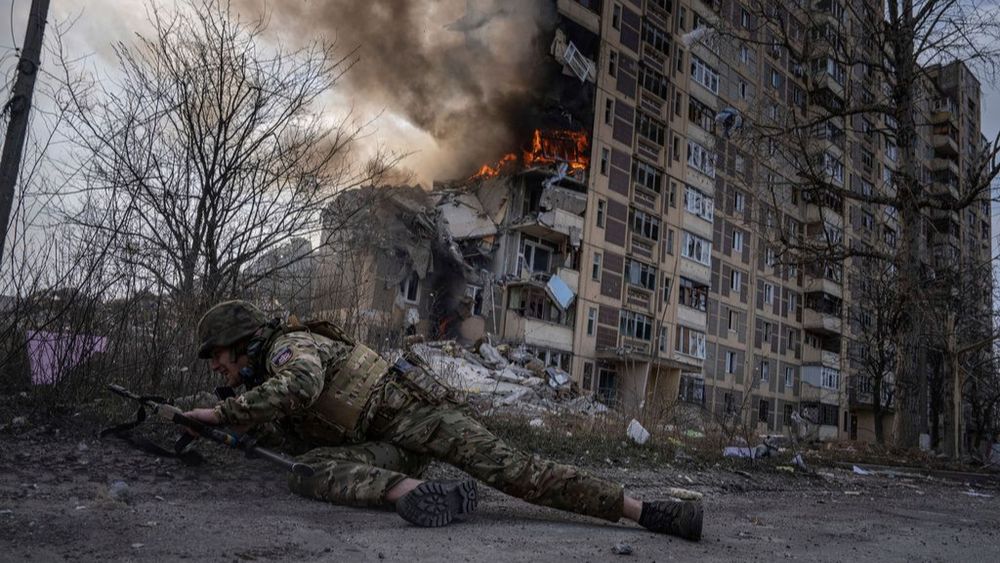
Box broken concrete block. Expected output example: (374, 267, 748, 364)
(529, 418, 545, 428)
(478, 342, 508, 369)
(524, 358, 546, 376)
(545, 367, 571, 389)
(626, 419, 650, 445)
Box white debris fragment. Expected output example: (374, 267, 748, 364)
(852, 465, 873, 476)
(529, 418, 545, 428)
(665, 487, 703, 501)
(626, 419, 650, 445)
(965, 490, 993, 498)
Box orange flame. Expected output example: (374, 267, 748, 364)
(471, 128, 589, 180)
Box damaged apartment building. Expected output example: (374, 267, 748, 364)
(316, 0, 991, 445)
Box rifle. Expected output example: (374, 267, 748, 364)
(102, 384, 314, 477)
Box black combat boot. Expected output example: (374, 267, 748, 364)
(395, 479, 479, 528)
(638, 499, 703, 541)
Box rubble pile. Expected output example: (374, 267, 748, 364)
(408, 340, 609, 416)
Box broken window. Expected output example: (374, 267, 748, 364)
(731, 270, 742, 292)
(582, 362, 594, 391)
(604, 98, 614, 125)
(658, 325, 668, 353)
(724, 392, 735, 414)
(608, 50, 618, 77)
(630, 209, 661, 241)
(625, 258, 657, 291)
(728, 309, 738, 331)
(520, 235, 554, 274)
(784, 404, 794, 425)
(681, 231, 711, 265)
(675, 325, 706, 359)
(399, 272, 419, 303)
(591, 252, 602, 280)
(760, 361, 770, 382)
(466, 285, 484, 316)
(662, 274, 672, 302)
(690, 55, 720, 94)
(763, 282, 774, 305)
(587, 307, 597, 336)
(619, 310, 653, 341)
(688, 96, 715, 133)
(612, 3, 622, 30)
(683, 185, 714, 221)
(597, 368, 618, 404)
(732, 230, 744, 253)
(600, 148, 610, 176)
(678, 277, 708, 311)
(759, 399, 769, 423)
(686, 140, 716, 177)
(636, 111, 666, 146)
(510, 286, 571, 326)
(639, 63, 669, 99)
(632, 158, 662, 193)
(785, 367, 794, 388)
(725, 351, 737, 373)
(679, 373, 705, 404)
(642, 20, 670, 56)
(596, 199, 606, 228)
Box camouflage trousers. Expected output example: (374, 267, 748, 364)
(287, 394, 624, 522)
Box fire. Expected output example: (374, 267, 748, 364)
(471, 128, 590, 180)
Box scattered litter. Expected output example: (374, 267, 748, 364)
(844, 491, 861, 496)
(0, 509, 12, 516)
(131, 543, 144, 549)
(477, 342, 508, 369)
(528, 418, 545, 428)
(791, 454, 808, 470)
(852, 465, 873, 476)
(723, 447, 755, 458)
(154, 495, 166, 502)
(777, 466, 794, 473)
(611, 542, 633, 555)
(77, 442, 89, 452)
(683, 430, 705, 439)
(545, 367, 571, 390)
(11, 416, 26, 428)
(75, 505, 88, 510)
(665, 488, 703, 501)
(626, 419, 650, 445)
(964, 490, 993, 498)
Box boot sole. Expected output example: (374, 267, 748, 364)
(396, 479, 478, 528)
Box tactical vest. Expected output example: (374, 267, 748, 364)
(258, 319, 388, 443)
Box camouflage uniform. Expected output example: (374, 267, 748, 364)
(199, 330, 624, 522)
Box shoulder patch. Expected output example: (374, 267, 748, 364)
(270, 345, 294, 367)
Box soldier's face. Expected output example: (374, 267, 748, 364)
(209, 347, 249, 387)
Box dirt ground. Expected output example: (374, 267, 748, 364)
(2, 414, 999, 563)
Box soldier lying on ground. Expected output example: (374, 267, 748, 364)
(177, 300, 703, 540)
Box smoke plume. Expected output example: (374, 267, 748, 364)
(239, 0, 559, 183)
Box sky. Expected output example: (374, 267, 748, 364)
(1, 0, 999, 253)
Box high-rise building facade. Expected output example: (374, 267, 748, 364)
(561, 0, 991, 443)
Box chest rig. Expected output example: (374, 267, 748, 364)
(247, 318, 389, 443)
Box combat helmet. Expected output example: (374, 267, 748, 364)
(197, 300, 267, 359)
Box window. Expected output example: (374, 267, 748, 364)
(738, 79, 748, 100)
(596, 199, 606, 228)
(725, 351, 737, 373)
(658, 326, 669, 353)
(765, 246, 776, 267)
(620, 310, 653, 341)
(821, 367, 840, 389)
(724, 392, 735, 414)
(643, 20, 671, 56)
(822, 153, 844, 185)
(687, 140, 716, 177)
(662, 275, 672, 302)
(639, 63, 669, 99)
(604, 98, 614, 125)
(688, 96, 716, 132)
(728, 309, 738, 331)
(678, 277, 708, 311)
(631, 209, 661, 240)
(636, 112, 666, 146)
(733, 190, 746, 213)
(626, 258, 657, 290)
(759, 399, 769, 423)
(666, 229, 674, 254)
(761, 361, 770, 382)
(632, 159, 663, 193)
(740, 8, 751, 28)
(400, 272, 419, 303)
(763, 282, 774, 305)
(466, 285, 484, 316)
(520, 236, 553, 273)
(675, 325, 707, 359)
(785, 367, 794, 388)
(739, 45, 750, 63)
(597, 368, 618, 403)
(681, 231, 712, 265)
(735, 154, 745, 174)
(608, 50, 618, 77)
(690, 56, 720, 93)
(730, 269, 744, 293)
(612, 3, 622, 30)
(770, 69, 783, 89)
(679, 373, 705, 404)
(600, 148, 610, 176)
(591, 252, 602, 280)
(784, 404, 794, 425)
(684, 185, 714, 221)
(582, 362, 594, 391)
(732, 230, 744, 253)
(587, 307, 597, 336)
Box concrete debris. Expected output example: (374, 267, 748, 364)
(964, 490, 993, 498)
(545, 275, 575, 310)
(852, 465, 873, 476)
(611, 542, 633, 555)
(529, 418, 545, 428)
(626, 419, 650, 445)
(411, 341, 611, 416)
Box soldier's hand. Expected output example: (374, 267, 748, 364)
(182, 408, 222, 435)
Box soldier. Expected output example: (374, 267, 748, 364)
(180, 300, 703, 540)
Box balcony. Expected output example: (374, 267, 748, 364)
(805, 205, 844, 228)
(513, 208, 584, 244)
(631, 183, 659, 212)
(929, 157, 960, 176)
(677, 305, 707, 331)
(810, 71, 845, 101)
(555, 0, 600, 34)
(849, 378, 894, 410)
(803, 308, 842, 335)
(802, 346, 840, 367)
(932, 130, 959, 158)
(930, 97, 958, 125)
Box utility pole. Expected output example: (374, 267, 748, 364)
(0, 0, 51, 268)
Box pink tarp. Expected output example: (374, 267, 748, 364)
(26, 330, 108, 385)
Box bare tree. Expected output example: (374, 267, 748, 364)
(697, 0, 1000, 448)
(54, 0, 390, 313)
